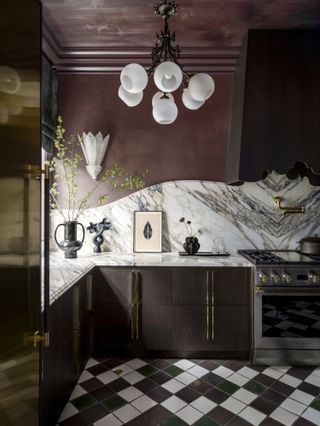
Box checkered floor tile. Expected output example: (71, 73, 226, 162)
(58, 358, 320, 425)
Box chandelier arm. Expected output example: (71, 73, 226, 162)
(147, 38, 167, 74)
(167, 45, 191, 82)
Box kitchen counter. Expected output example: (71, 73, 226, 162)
(49, 251, 253, 304)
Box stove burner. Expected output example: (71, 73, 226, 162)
(238, 249, 320, 265)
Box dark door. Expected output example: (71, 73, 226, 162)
(0, 1, 42, 425)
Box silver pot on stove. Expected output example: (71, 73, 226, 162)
(299, 235, 320, 255)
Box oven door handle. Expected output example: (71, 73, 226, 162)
(255, 286, 320, 296)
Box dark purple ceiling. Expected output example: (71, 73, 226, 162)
(43, 0, 320, 50)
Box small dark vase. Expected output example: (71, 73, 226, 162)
(54, 221, 85, 259)
(183, 236, 200, 255)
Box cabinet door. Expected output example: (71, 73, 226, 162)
(213, 268, 249, 305)
(42, 287, 78, 425)
(173, 267, 249, 306)
(98, 267, 132, 304)
(140, 268, 172, 305)
(173, 305, 212, 351)
(173, 305, 249, 353)
(95, 268, 133, 353)
(141, 305, 172, 350)
(173, 268, 208, 305)
(138, 268, 173, 351)
(95, 303, 131, 353)
(79, 274, 94, 370)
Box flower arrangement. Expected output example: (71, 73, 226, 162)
(47, 116, 147, 222)
(179, 217, 202, 237)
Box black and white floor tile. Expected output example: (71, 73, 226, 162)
(58, 358, 320, 426)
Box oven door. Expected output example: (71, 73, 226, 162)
(255, 287, 320, 350)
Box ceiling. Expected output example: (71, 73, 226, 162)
(42, 0, 320, 72)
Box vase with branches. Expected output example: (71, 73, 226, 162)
(48, 116, 147, 258)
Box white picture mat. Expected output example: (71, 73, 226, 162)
(133, 211, 162, 252)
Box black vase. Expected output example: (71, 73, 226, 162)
(54, 221, 85, 259)
(183, 236, 200, 255)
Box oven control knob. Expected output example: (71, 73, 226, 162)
(271, 272, 281, 284)
(282, 272, 293, 284)
(259, 272, 269, 283)
(309, 272, 320, 284)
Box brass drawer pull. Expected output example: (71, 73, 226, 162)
(206, 270, 209, 340)
(131, 270, 135, 340)
(135, 271, 139, 340)
(211, 271, 215, 341)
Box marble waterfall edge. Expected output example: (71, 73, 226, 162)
(50, 171, 320, 254)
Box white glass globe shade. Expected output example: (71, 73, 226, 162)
(120, 63, 148, 93)
(118, 85, 143, 107)
(152, 98, 178, 125)
(154, 61, 183, 93)
(182, 89, 205, 110)
(152, 91, 174, 108)
(0, 66, 21, 94)
(188, 73, 215, 102)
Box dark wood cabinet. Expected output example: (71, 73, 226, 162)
(96, 266, 250, 358)
(172, 267, 250, 356)
(96, 267, 173, 353)
(138, 268, 173, 351)
(226, 30, 320, 183)
(41, 273, 94, 426)
(95, 267, 133, 354)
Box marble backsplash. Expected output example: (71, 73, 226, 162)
(51, 171, 320, 254)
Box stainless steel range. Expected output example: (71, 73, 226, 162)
(239, 249, 320, 366)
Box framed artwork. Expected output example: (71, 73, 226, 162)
(133, 211, 163, 253)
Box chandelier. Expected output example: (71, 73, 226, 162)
(118, 0, 215, 125)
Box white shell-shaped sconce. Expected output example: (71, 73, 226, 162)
(78, 132, 110, 179)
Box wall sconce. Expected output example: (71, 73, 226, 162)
(78, 132, 110, 179)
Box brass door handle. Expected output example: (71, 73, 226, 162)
(28, 331, 49, 348)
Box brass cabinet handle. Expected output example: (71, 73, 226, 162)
(130, 270, 135, 340)
(135, 271, 140, 340)
(73, 286, 81, 373)
(206, 271, 210, 340)
(211, 271, 215, 341)
(86, 274, 93, 311)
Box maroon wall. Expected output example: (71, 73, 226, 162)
(57, 73, 233, 204)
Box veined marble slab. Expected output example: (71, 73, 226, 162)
(51, 171, 320, 255)
(49, 251, 252, 305)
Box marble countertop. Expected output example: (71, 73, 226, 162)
(49, 251, 253, 305)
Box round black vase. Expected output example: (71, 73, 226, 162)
(183, 237, 200, 255)
(54, 221, 85, 259)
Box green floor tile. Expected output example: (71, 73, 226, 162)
(160, 415, 187, 425)
(71, 394, 97, 411)
(311, 398, 320, 411)
(137, 364, 159, 377)
(194, 415, 220, 426)
(216, 380, 239, 395)
(244, 380, 266, 395)
(164, 365, 184, 377)
(102, 394, 127, 411)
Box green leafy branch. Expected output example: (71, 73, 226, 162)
(46, 116, 147, 222)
